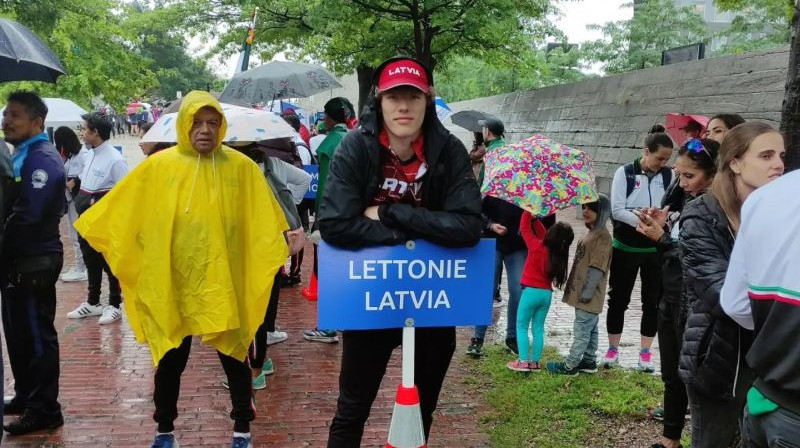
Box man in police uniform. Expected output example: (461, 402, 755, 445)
(1, 91, 67, 435)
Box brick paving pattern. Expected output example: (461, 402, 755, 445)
(0, 136, 656, 447)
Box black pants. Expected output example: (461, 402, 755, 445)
(1, 254, 62, 418)
(250, 272, 281, 369)
(290, 249, 304, 279)
(327, 327, 456, 448)
(79, 236, 121, 307)
(687, 368, 753, 448)
(657, 298, 688, 440)
(153, 336, 254, 433)
(606, 248, 662, 337)
(312, 243, 318, 278)
(744, 405, 800, 448)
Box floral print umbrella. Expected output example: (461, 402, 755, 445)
(481, 134, 599, 217)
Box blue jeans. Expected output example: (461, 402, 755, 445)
(743, 405, 800, 448)
(474, 249, 526, 340)
(564, 309, 599, 369)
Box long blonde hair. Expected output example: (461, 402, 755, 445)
(710, 121, 780, 234)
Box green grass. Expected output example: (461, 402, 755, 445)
(474, 346, 663, 448)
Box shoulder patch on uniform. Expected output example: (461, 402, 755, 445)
(31, 169, 48, 189)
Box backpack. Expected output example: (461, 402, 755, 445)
(263, 158, 302, 230)
(623, 163, 672, 198)
(297, 141, 317, 165)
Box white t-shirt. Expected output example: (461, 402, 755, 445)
(309, 135, 325, 157)
(294, 135, 312, 165)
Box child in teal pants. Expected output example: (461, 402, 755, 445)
(509, 212, 574, 372)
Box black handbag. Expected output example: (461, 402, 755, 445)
(8, 253, 62, 290)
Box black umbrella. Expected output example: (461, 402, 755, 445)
(450, 110, 496, 132)
(218, 60, 343, 104)
(0, 18, 66, 83)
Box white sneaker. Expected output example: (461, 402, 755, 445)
(98, 306, 122, 325)
(60, 267, 88, 282)
(267, 331, 288, 345)
(66, 302, 103, 319)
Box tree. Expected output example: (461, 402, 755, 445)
(780, 1, 800, 170)
(186, 0, 558, 110)
(0, 0, 159, 110)
(436, 45, 590, 102)
(124, 4, 218, 100)
(582, 0, 708, 74)
(713, 0, 793, 54)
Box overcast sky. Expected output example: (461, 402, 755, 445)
(203, 0, 634, 77)
(553, 0, 632, 44)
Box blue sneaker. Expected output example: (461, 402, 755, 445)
(150, 433, 179, 448)
(230, 436, 253, 448)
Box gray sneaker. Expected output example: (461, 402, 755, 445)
(466, 337, 484, 357)
(303, 329, 338, 343)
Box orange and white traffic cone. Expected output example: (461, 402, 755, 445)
(300, 272, 318, 301)
(385, 384, 426, 448)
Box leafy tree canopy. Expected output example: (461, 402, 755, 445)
(713, 0, 793, 54)
(184, 0, 560, 107)
(581, 0, 707, 75)
(0, 0, 159, 109)
(436, 44, 591, 102)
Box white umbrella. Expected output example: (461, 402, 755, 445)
(12, 98, 85, 128)
(140, 103, 297, 143)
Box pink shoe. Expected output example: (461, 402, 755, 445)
(601, 347, 619, 368)
(507, 360, 532, 372)
(638, 350, 655, 373)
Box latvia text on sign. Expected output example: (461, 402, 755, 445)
(317, 239, 496, 330)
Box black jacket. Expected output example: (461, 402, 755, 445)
(678, 193, 753, 399)
(318, 98, 482, 249)
(654, 181, 687, 307)
(481, 196, 525, 254)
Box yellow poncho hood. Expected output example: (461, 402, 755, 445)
(75, 91, 288, 364)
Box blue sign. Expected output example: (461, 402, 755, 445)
(317, 239, 496, 330)
(303, 165, 318, 199)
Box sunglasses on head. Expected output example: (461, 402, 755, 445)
(685, 138, 711, 159)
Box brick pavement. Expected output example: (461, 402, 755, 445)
(0, 136, 656, 447)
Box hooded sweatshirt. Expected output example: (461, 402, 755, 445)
(561, 195, 612, 314)
(75, 91, 289, 365)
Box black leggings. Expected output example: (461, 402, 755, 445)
(657, 298, 688, 440)
(154, 337, 254, 433)
(606, 248, 662, 337)
(79, 236, 121, 307)
(249, 272, 281, 369)
(327, 327, 456, 447)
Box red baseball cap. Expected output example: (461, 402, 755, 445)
(376, 59, 430, 93)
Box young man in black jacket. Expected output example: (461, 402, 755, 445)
(318, 57, 482, 448)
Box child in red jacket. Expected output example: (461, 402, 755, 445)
(509, 212, 574, 372)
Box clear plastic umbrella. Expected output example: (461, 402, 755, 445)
(140, 103, 297, 143)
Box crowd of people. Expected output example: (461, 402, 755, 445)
(0, 53, 797, 448)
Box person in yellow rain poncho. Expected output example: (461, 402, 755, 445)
(74, 91, 288, 448)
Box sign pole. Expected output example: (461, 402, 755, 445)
(402, 319, 414, 388)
